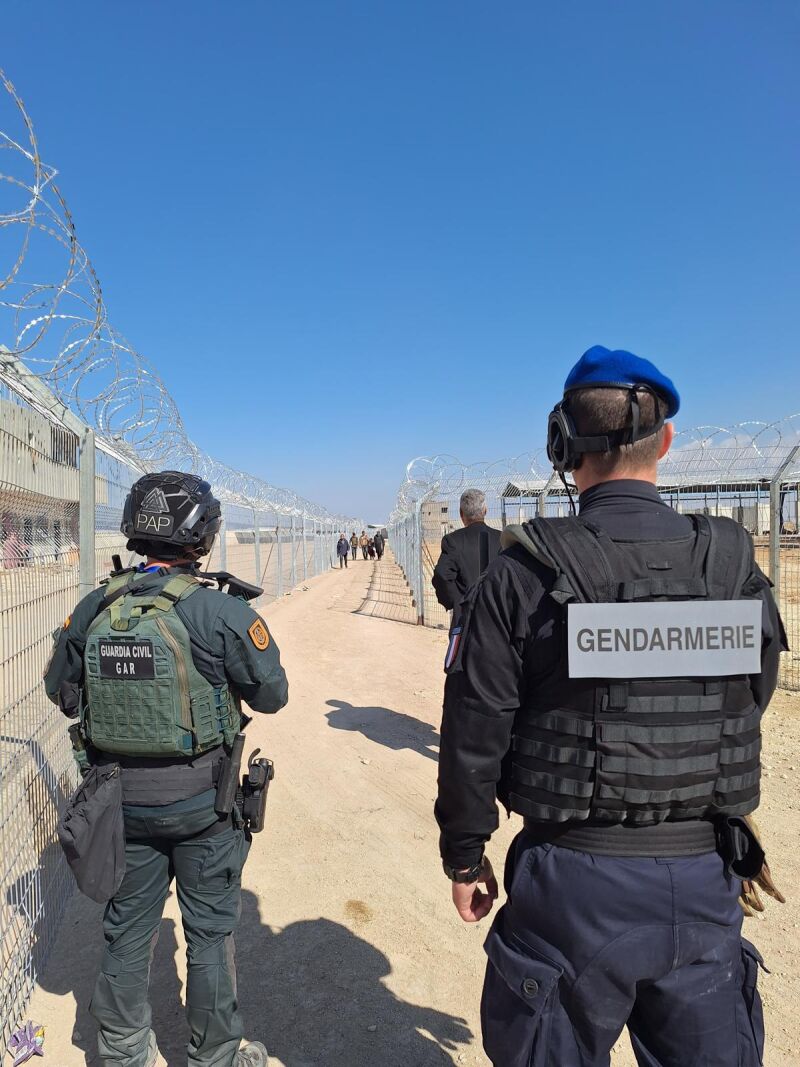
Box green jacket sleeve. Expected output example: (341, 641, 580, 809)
(43, 586, 106, 706)
(216, 598, 289, 713)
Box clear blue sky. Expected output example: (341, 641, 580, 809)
(3, 2, 798, 520)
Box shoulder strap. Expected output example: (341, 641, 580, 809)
(517, 517, 617, 604)
(104, 573, 201, 632)
(694, 514, 754, 599)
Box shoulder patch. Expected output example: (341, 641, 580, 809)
(63, 615, 71, 629)
(248, 618, 270, 650)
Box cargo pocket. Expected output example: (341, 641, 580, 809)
(196, 826, 249, 891)
(736, 938, 767, 1066)
(481, 920, 563, 1067)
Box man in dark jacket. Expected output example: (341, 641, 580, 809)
(436, 347, 786, 1066)
(431, 489, 501, 620)
(373, 531, 385, 560)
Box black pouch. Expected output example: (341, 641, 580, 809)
(716, 816, 765, 879)
(57, 764, 125, 903)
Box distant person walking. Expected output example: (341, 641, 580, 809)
(373, 531, 385, 560)
(431, 488, 501, 622)
(368, 538, 376, 560)
(350, 532, 358, 561)
(359, 531, 369, 560)
(337, 533, 349, 568)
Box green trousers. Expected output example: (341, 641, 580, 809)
(89, 789, 251, 1067)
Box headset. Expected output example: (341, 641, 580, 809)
(546, 384, 667, 474)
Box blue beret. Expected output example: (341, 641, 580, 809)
(564, 345, 680, 418)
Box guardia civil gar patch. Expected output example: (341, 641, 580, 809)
(98, 638, 156, 678)
(248, 619, 270, 650)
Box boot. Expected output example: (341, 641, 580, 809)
(235, 1042, 269, 1067)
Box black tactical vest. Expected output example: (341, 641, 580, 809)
(506, 514, 763, 827)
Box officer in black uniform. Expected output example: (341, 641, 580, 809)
(45, 471, 288, 1067)
(435, 347, 786, 1066)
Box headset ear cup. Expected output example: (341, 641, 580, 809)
(547, 406, 576, 473)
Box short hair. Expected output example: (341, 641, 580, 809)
(460, 488, 487, 521)
(567, 387, 667, 475)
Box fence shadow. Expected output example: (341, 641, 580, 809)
(324, 698, 439, 762)
(2, 734, 74, 1037)
(30, 889, 185, 1065)
(354, 556, 418, 625)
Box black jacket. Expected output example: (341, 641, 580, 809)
(435, 481, 787, 868)
(431, 522, 502, 612)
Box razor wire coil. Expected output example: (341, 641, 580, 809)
(0, 70, 358, 526)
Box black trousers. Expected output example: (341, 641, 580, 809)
(91, 791, 250, 1067)
(482, 831, 765, 1066)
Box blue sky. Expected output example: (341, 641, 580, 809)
(2, 2, 798, 519)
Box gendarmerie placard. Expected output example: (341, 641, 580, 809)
(98, 639, 156, 679)
(567, 600, 762, 678)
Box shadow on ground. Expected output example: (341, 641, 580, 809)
(34, 888, 470, 1066)
(237, 891, 471, 1066)
(353, 557, 417, 625)
(31, 891, 186, 1066)
(325, 698, 439, 762)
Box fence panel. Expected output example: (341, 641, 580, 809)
(390, 438, 800, 690)
(0, 388, 81, 1044)
(775, 475, 800, 690)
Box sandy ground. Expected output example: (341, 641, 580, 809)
(25, 549, 800, 1066)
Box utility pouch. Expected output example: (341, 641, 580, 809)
(58, 681, 82, 720)
(240, 749, 274, 833)
(716, 815, 765, 879)
(215, 733, 245, 816)
(68, 721, 91, 777)
(57, 763, 125, 903)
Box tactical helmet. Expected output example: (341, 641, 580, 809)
(121, 471, 221, 559)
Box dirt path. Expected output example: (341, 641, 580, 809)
(26, 551, 800, 1065)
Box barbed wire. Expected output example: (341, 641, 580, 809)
(391, 415, 800, 522)
(0, 69, 358, 525)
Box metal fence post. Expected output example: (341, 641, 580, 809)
(290, 515, 297, 587)
(302, 510, 308, 581)
(219, 504, 228, 571)
(276, 516, 283, 597)
(415, 501, 424, 625)
(769, 443, 800, 601)
(253, 510, 262, 590)
(79, 427, 96, 595)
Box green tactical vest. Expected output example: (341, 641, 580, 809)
(83, 571, 239, 758)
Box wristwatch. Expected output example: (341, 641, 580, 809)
(442, 858, 485, 883)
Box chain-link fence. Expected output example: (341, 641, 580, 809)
(0, 67, 362, 1041)
(0, 377, 81, 1038)
(389, 420, 800, 691)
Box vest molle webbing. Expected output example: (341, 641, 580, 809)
(508, 515, 762, 827)
(83, 572, 239, 758)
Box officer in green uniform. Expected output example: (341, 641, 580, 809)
(44, 471, 288, 1067)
